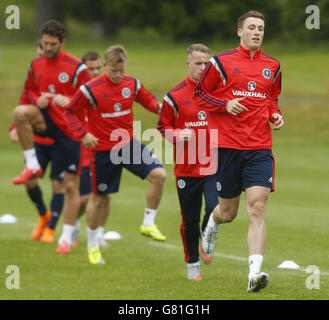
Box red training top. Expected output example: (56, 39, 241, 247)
(25, 50, 91, 140)
(158, 77, 217, 177)
(65, 73, 158, 151)
(194, 44, 282, 150)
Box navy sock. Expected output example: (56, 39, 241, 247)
(27, 185, 47, 216)
(48, 193, 65, 230)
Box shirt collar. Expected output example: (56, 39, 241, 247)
(186, 76, 197, 87)
(46, 50, 64, 63)
(237, 44, 262, 59)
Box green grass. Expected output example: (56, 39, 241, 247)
(0, 40, 329, 300)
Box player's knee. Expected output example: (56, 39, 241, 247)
(247, 200, 266, 222)
(221, 212, 237, 223)
(13, 105, 28, 122)
(52, 180, 65, 194)
(149, 167, 166, 185)
(80, 194, 90, 207)
(92, 195, 108, 209)
(219, 204, 238, 223)
(64, 178, 79, 195)
(25, 179, 38, 190)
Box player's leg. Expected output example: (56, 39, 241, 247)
(125, 139, 166, 240)
(41, 178, 65, 243)
(13, 105, 46, 183)
(85, 150, 118, 264)
(26, 178, 51, 240)
(71, 166, 91, 247)
(245, 186, 270, 292)
(56, 171, 80, 253)
(40, 143, 65, 243)
(86, 194, 107, 264)
(245, 186, 270, 255)
(200, 149, 241, 264)
(26, 142, 52, 240)
(55, 132, 81, 254)
(88, 149, 123, 263)
(144, 167, 166, 224)
(96, 194, 111, 247)
(243, 150, 274, 292)
(201, 176, 219, 233)
(122, 138, 166, 240)
(176, 177, 203, 280)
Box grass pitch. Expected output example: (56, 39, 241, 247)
(0, 41, 328, 300)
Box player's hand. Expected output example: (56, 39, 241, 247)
(53, 94, 70, 108)
(9, 129, 19, 143)
(226, 97, 248, 116)
(37, 95, 50, 109)
(179, 126, 193, 141)
(82, 132, 98, 149)
(155, 101, 162, 114)
(271, 113, 284, 130)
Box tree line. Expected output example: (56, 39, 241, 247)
(1, 0, 328, 43)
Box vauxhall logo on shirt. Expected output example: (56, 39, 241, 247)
(232, 81, 267, 99)
(184, 111, 208, 127)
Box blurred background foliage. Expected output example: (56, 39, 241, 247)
(0, 0, 328, 44)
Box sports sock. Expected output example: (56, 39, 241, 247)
(59, 224, 74, 245)
(96, 226, 105, 238)
(248, 254, 264, 278)
(26, 185, 47, 216)
(87, 227, 99, 249)
(142, 208, 157, 227)
(23, 148, 40, 170)
(208, 212, 221, 231)
(71, 219, 80, 244)
(48, 193, 64, 230)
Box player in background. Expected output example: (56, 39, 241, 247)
(194, 11, 284, 292)
(65, 45, 166, 264)
(10, 40, 65, 242)
(12, 20, 91, 254)
(71, 51, 118, 247)
(158, 44, 218, 280)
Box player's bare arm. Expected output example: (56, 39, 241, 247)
(226, 97, 249, 116)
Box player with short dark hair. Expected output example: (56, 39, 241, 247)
(158, 43, 218, 280)
(81, 51, 103, 78)
(65, 45, 166, 264)
(10, 40, 65, 242)
(194, 10, 284, 292)
(12, 20, 91, 254)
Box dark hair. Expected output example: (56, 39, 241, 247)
(82, 51, 101, 63)
(238, 11, 265, 29)
(37, 38, 43, 50)
(40, 20, 66, 42)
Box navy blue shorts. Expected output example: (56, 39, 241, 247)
(79, 166, 92, 196)
(216, 148, 275, 198)
(91, 138, 163, 195)
(176, 175, 219, 263)
(35, 142, 65, 181)
(37, 109, 81, 175)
